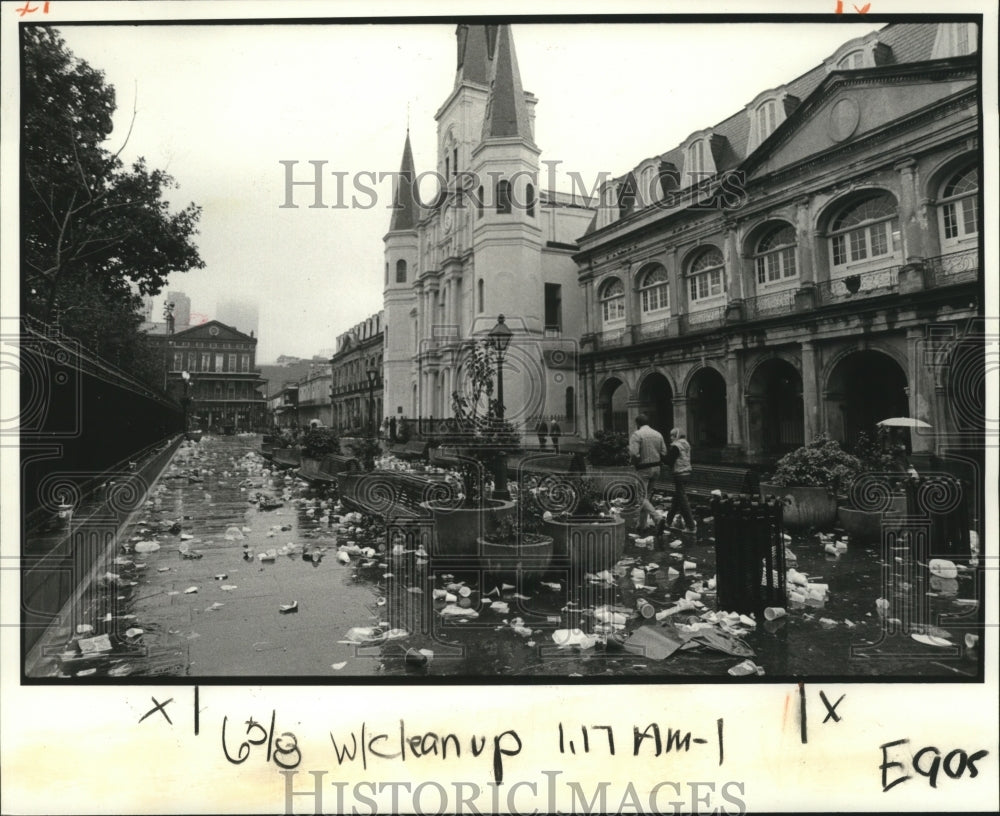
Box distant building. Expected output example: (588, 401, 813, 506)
(330, 311, 384, 434)
(268, 383, 300, 429)
(297, 365, 333, 427)
(166, 291, 192, 329)
(144, 319, 266, 430)
(217, 298, 260, 337)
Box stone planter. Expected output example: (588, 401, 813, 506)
(542, 516, 626, 573)
(837, 494, 908, 542)
(478, 534, 554, 581)
(421, 498, 516, 556)
(759, 483, 838, 530)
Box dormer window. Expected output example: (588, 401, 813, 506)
(837, 50, 864, 70)
(932, 23, 978, 58)
(682, 131, 717, 186)
(688, 140, 706, 176)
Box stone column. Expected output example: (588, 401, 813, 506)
(906, 327, 937, 454)
(724, 350, 744, 453)
(895, 158, 926, 261)
(800, 340, 819, 442)
(794, 198, 818, 312)
(623, 263, 638, 343)
(672, 396, 689, 442)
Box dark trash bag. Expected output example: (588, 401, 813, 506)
(712, 494, 786, 616)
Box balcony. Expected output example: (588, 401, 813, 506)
(743, 287, 796, 321)
(679, 306, 725, 334)
(636, 318, 670, 341)
(926, 246, 979, 285)
(815, 264, 899, 305)
(594, 327, 627, 349)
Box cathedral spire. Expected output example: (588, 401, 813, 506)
(389, 131, 417, 232)
(455, 24, 491, 86)
(480, 24, 533, 144)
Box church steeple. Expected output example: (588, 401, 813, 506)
(455, 24, 491, 86)
(480, 25, 533, 145)
(388, 131, 417, 232)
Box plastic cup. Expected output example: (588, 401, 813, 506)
(764, 607, 787, 621)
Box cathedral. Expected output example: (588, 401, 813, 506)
(382, 25, 594, 431)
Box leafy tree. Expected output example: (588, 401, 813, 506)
(21, 27, 204, 379)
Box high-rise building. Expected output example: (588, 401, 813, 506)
(166, 291, 192, 328)
(217, 298, 260, 337)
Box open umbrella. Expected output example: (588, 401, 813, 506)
(877, 417, 932, 429)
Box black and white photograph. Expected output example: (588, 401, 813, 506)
(2, 1, 997, 813)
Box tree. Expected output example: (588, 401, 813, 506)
(21, 27, 204, 374)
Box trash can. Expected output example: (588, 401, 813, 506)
(900, 474, 971, 560)
(711, 494, 786, 615)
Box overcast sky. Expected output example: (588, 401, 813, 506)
(53, 17, 888, 362)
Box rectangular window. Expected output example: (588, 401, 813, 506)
(544, 283, 562, 331)
(849, 228, 867, 261)
(215, 383, 223, 399)
(228, 353, 237, 372)
(690, 271, 723, 301)
(943, 203, 959, 238)
(832, 235, 846, 266)
(173, 352, 183, 371)
(227, 384, 235, 401)
(215, 353, 224, 372)
(962, 197, 978, 235)
(241, 354, 250, 372)
(201, 353, 210, 371)
(782, 248, 797, 278)
(869, 223, 888, 257)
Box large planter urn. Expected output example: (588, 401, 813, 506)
(477, 534, 554, 581)
(759, 483, 838, 530)
(837, 493, 908, 542)
(421, 498, 516, 556)
(542, 516, 626, 573)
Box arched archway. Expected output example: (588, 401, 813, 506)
(747, 358, 804, 457)
(686, 368, 727, 450)
(597, 377, 629, 433)
(637, 372, 673, 436)
(825, 350, 908, 447)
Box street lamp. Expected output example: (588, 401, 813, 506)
(366, 361, 378, 438)
(488, 314, 512, 420)
(487, 314, 513, 501)
(181, 370, 191, 431)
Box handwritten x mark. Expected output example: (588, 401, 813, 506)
(855, 3, 871, 12)
(138, 696, 174, 725)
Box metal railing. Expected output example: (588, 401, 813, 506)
(816, 264, 899, 305)
(679, 306, 726, 334)
(743, 288, 796, 321)
(637, 318, 670, 341)
(926, 246, 979, 284)
(595, 327, 627, 349)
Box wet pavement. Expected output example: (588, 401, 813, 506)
(28, 435, 984, 680)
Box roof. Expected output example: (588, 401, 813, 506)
(480, 24, 533, 144)
(388, 131, 418, 232)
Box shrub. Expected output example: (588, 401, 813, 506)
(768, 434, 862, 494)
(587, 430, 631, 467)
(347, 436, 382, 471)
(301, 427, 339, 459)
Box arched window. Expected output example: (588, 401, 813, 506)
(477, 185, 484, 219)
(496, 180, 512, 214)
(477, 279, 484, 314)
(526, 183, 535, 217)
(599, 278, 626, 325)
(396, 259, 407, 283)
(837, 50, 865, 69)
(754, 224, 798, 284)
(639, 265, 670, 314)
(829, 193, 900, 269)
(688, 248, 725, 302)
(939, 165, 978, 245)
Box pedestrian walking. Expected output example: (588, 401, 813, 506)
(549, 417, 561, 452)
(663, 428, 696, 532)
(536, 418, 549, 450)
(389, 415, 397, 442)
(628, 414, 667, 531)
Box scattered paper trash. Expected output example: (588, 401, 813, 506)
(763, 607, 786, 621)
(491, 601, 510, 614)
(928, 559, 958, 579)
(728, 659, 764, 677)
(77, 634, 112, 653)
(124, 628, 144, 638)
(552, 629, 598, 649)
(624, 625, 683, 660)
(279, 601, 298, 614)
(134, 541, 160, 554)
(331, 661, 347, 670)
(912, 633, 953, 647)
(184, 586, 199, 594)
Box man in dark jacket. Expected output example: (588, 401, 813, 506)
(629, 414, 667, 531)
(663, 428, 695, 532)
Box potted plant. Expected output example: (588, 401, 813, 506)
(478, 506, 554, 582)
(760, 434, 862, 529)
(837, 431, 909, 541)
(419, 341, 517, 554)
(529, 475, 627, 573)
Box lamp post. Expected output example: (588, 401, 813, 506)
(366, 362, 378, 438)
(181, 370, 191, 431)
(487, 315, 513, 501)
